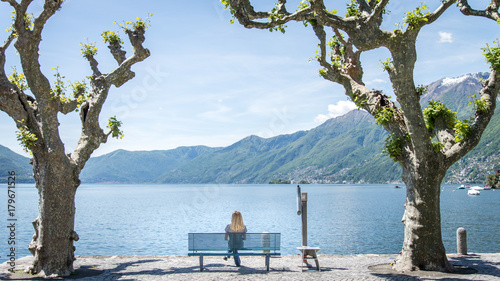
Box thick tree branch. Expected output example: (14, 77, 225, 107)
(357, 0, 371, 14)
(32, 0, 62, 37)
(108, 42, 127, 65)
(229, 0, 316, 30)
(59, 99, 79, 115)
(445, 69, 500, 164)
(0, 32, 30, 126)
(84, 53, 102, 76)
(71, 78, 110, 169)
(458, 0, 500, 21)
(424, 0, 456, 26)
(1, 0, 19, 9)
(106, 28, 150, 87)
(14, 1, 57, 101)
(311, 23, 407, 147)
(0, 32, 16, 80)
(73, 27, 150, 169)
(365, 0, 389, 26)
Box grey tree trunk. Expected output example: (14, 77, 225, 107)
(27, 154, 80, 277)
(394, 163, 452, 272)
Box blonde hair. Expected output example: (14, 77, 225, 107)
(230, 211, 245, 232)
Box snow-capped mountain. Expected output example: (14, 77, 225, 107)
(422, 72, 490, 118)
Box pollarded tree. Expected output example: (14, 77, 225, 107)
(0, 0, 150, 277)
(222, 0, 500, 272)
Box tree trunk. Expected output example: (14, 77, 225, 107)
(26, 154, 80, 278)
(393, 162, 453, 272)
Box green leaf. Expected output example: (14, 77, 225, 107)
(107, 116, 124, 139)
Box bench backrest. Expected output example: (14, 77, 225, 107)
(188, 233, 280, 253)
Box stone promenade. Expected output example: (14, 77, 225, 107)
(1, 253, 499, 280)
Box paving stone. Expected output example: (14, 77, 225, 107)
(0, 253, 499, 280)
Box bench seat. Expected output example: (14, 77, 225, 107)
(188, 233, 281, 271)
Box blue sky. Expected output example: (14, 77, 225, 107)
(0, 0, 498, 157)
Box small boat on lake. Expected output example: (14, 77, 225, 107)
(470, 186, 484, 191)
(457, 185, 465, 189)
(468, 189, 480, 195)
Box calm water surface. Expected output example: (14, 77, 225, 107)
(0, 183, 499, 263)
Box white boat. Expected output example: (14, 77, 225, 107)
(470, 186, 484, 191)
(483, 185, 492, 190)
(468, 189, 480, 195)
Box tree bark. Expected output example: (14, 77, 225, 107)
(26, 153, 80, 277)
(393, 161, 453, 272)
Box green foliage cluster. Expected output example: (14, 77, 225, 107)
(403, 3, 429, 30)
(380, 58, 393, 72)
(72, 80, 89, 111)
(8, 67, 28, 91)
(101, 30, 123, 45)
(16, 123, 37, 153)
(221, 0, 236, 24)
(50, 67, 67, 99)
(486, 173, 499, 188)
(374, 107, 398, 126)
(269, 4, 286, 33)
(469, 93, 491, 113)
(345, 0, 384, 18)
(116, 13, 153, 31)
(416, 85, 427, 96)
(432, 140, 444, 153)
(329, 35, 346, 68)
(423, 100, 477, 143)
(107, 116, 124, 139)
(454, 119, 471, 142)
(298, 0, 309, 10)
(6, 10, 34, 35)
(318, 68, 327, 78)
(423, 100, 456, 131)
(46, 67, 89, 107)
(383, 133, 410, 162)
(482, 39, 500, 71)
(352, 94, 367, 109)
(80, 41, 98, 57)
(345, 0, 362, 17)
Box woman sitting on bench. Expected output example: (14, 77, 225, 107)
(224, 210, 247, 267)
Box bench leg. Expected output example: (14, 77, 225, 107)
(266, 254, 270, 271)
(312, 253, 320, 271)
(199, 254, 204, 272)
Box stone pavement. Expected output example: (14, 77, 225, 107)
(1, 253, 499, 280)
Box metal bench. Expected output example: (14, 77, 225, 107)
(188, 233, 281, 271)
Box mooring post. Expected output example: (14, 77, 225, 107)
(457, 227, 467, 255)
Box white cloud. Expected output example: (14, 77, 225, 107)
(314, 100, 357, 123)
(439, 32, 453, 43)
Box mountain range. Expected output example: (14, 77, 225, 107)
(1, 72, 498, 184)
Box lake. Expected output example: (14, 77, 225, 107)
(1, 183, 499, 263)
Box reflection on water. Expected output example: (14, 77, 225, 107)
(0, 184, 498, 262)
